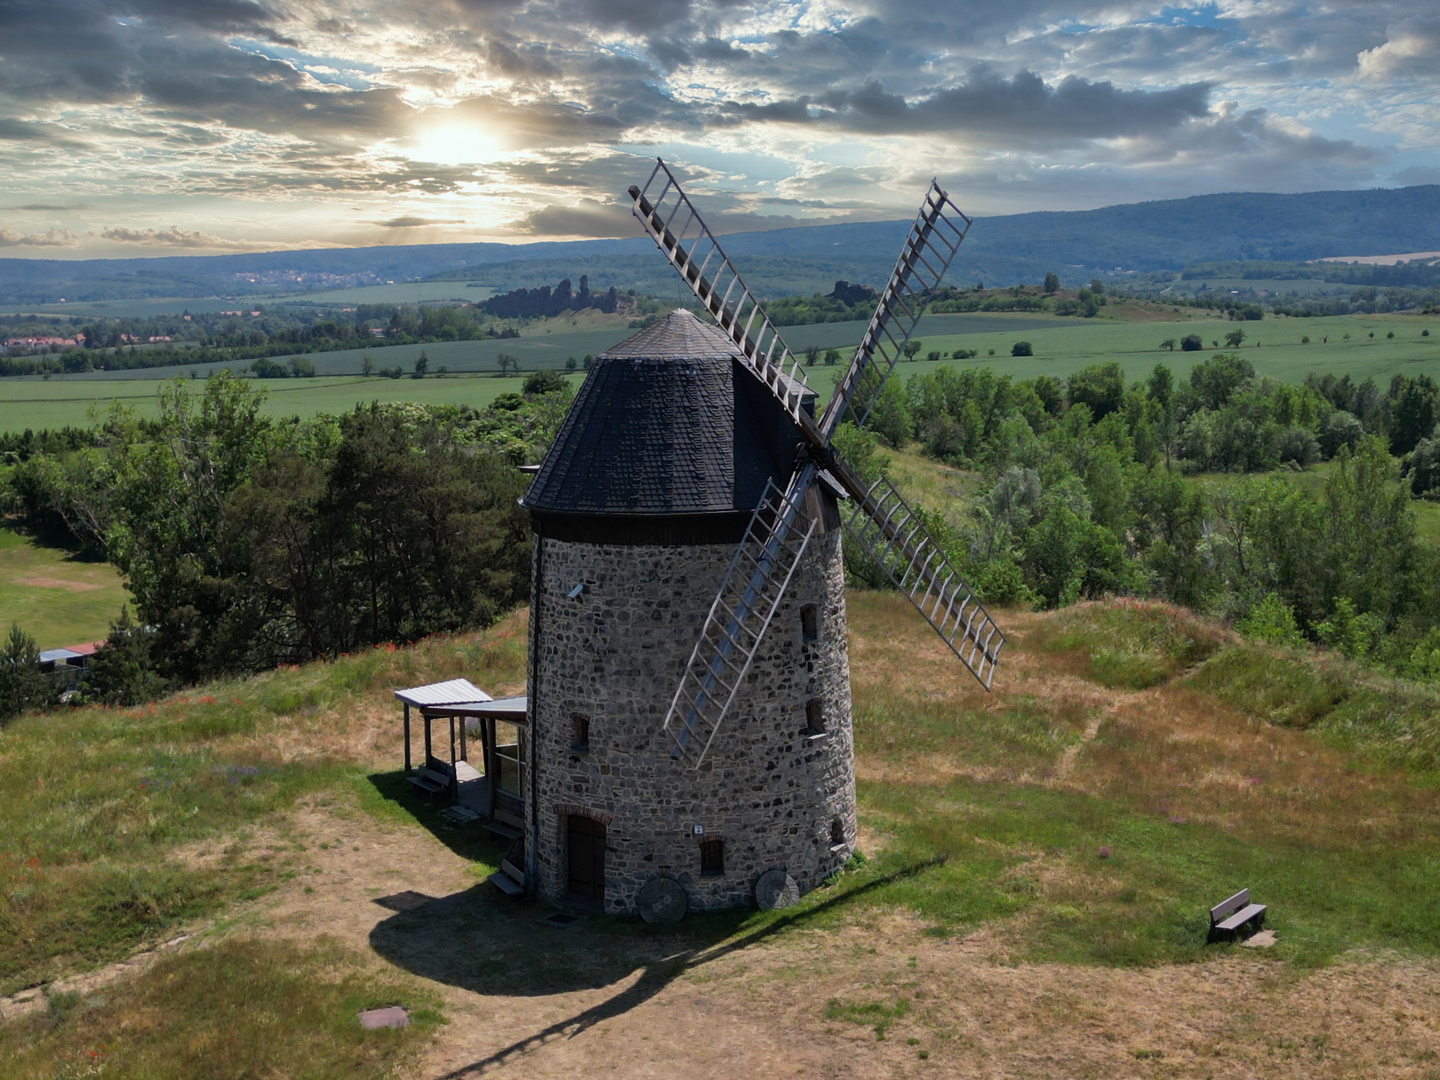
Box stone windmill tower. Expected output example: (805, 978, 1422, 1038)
(511, 160, 1005, 917)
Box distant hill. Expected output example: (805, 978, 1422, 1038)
(2, 185, 1436, 307)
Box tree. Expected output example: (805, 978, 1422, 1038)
(0, 622, 51, 721)
(903, 339, 923, 360)
(805, 345, 819, 366)
(823, 348, 841, 366)
(496, 353, 519, 376)
(413, 351, 429, 377)
(1089, 278, 1104, 296)
(1068, 362, 1125, 420)
(565, 355, 578, 372)
(82, 606, 168, 705)
(288, 356, 315, 378)
(1159, 338, 1177, 351)
(361, 355, 376, 376)
(1011, 341, 1033, 357)
(1180, 334, 1203, 351)
(1387, 373, 1439, 455)
(1188, 352, 1255, 411)
(93, 373, 274, 683)
(1042, 271, 1060, 295)
(867, 378, 913, 448)
(1224, 328, 1247, 348)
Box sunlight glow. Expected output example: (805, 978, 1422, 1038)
(406, 123, 505, 166)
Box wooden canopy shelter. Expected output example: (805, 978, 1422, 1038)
(393, 680, 528, 824)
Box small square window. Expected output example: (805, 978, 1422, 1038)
(570, 714, 590, 752)
(805, 698, 826, 736)
(699, 838, 725, 877)
(831, 817, 846, 847)
(800, 603, 819, 643)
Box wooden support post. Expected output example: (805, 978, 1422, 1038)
(403, 703, 411, 774)
(459, 715, 468, 762)
(424, 712, 433, 767)
(449, 714, 458, 799)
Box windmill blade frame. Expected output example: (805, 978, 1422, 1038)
(819, 183, 972, 439)
(629, 159, 816, 428)
(663, 466, 821, 766)
(838, 467, 1004, 689)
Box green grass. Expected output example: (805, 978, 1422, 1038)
(0, 526, 128, 649)
(0, 938, 441, 1079)
(0, 617, 528, 995)
(1031, 599, 1230, 689)
(823, 593, 1440, 968)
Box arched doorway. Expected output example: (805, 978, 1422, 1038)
(566, 814, 606, 902)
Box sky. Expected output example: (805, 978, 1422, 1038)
(0, 0, 1437, 258)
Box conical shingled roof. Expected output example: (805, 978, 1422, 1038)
(523, 309, 807, 519)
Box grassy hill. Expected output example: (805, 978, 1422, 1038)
(2, 596, 1438, 1076)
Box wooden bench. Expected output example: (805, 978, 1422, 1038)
(1208, 888, 1267, 943)
(407, 765, 452, 800)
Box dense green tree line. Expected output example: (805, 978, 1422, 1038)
(2, 373, 571, 700)
(848, 354, 1440, 682)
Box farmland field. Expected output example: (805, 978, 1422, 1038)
(0, 373, 553, 431)
(2, 311, 1438, 435)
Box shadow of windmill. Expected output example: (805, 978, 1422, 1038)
(369, 857, 946, 1078)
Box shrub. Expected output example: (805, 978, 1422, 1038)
(1180, 334, 1203, 351)
(522, 369, 569, 396)
(1012, 341, 1033, 357)
(1235, 592, 1305, 648)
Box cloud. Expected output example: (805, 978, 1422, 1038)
(713, 69, 1214, 145)
(375, 215, 467, 227)
(99, 225, 251, 248)
(0, 225, 79, 248)
(1356, 19, 1440, 81)
(514, 197, 638, 237)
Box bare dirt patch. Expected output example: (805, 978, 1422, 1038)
(10, 576, 103, 592)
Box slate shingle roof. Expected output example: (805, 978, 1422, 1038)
(523, 309, 808, 517)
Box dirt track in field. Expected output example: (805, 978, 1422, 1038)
(214, 798, 1439, 1080)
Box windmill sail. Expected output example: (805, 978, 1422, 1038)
(664, 468, 819, 765)
(839, 469, 1004, 689)
(630, 160, 817, 429)
(628, 158, 1004, 767)
(819, 183, 971, 438)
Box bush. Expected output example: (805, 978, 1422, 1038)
(522, 369, 569, 395)
(1235, 592, 1305, 647)
(1011, 341, 1033, 357)
(1180, 334, 1203, 351)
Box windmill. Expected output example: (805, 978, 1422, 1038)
(627, 159, 1006, 769)
(507, 160, 1004, 917)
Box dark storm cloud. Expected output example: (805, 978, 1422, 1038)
(715, 69, 1213, 144)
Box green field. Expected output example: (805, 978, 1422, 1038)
(2, 282, 497, 319)
(0, 526, 127, 649)
(2, 311, 1437, 434)
(0, 373, 555, 431)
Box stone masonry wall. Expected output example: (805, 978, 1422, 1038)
(527, 529, 855, 914)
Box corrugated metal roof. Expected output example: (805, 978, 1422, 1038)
(39, 648, 82, 664)
(419, 695, 527, 719)
(393, 679, 493, 708)
(523, 309, 809, 517)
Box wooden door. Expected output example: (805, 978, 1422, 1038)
(567, 815, 606, 901)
